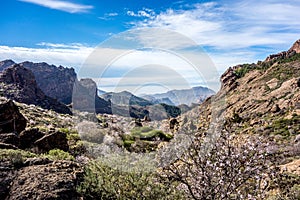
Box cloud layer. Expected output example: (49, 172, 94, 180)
(19, 0, 93, 13)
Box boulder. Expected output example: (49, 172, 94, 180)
(19, 128, 44, 149)
(0, 99, 27, 134)
(271, 104, 281, 113)
(34, 131, 68, 153)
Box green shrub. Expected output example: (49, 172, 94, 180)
(45, 149, 74, 161)
(234, 64, 255, 78)
(0, 149, 36, 168)
(77, 159, 183, 200)
(130, 127, 173, 141)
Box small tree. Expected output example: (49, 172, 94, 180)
(163, 131, 276, 199)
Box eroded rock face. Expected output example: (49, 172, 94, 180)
(265, 39, 300, 62)
(0, 64, 72, 115)
(0, 98, 27, 134)
(5, 160, 83, 200)
(220, 67, 238, 92)
(0, 59, 15, 72)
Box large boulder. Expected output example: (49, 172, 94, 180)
(0, 98, 27, 134)
(34, 131, 69, 153)
(19, 128, 44, 150)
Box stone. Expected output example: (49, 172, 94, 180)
(19, 128, 44, 149)
(34, 131, 69, 153)
(294, 135, 300, 143)
(0, 99, 27, 134)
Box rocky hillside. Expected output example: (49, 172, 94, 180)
(0, 64, 72, 114)
(194, 40, 300, 191)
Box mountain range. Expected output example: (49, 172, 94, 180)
(0, 60, 214, 119)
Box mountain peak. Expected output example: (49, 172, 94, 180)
(289, 39, 300, 53)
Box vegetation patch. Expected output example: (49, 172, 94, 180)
(44, 149, 74, 161)
(234, 64, 256, 78)
(77, 159, 183, 200)
(120, 126, 173, 152)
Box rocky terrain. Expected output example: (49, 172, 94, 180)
(0, 39, 299, 199)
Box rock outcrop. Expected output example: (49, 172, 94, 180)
(0, 59, 15, 72)
(0, 64, 72, 114)
(0, 98, 27, 134)
(265, 39, 300, 62)
(34, 131, 69, 153)
(73, 78, 112, 114)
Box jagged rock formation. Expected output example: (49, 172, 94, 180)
(265, 39, 300, 62)
(20, 61, 77, 104)
(0, 64, 72, 114)
(197, 40, 300, 154)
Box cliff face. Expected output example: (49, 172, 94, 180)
(0, 64, 72, 114)
(20, 61, 77, 104)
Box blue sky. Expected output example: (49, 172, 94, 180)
(1, 0, 300, 93)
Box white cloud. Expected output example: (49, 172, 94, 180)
(126, 8, 156, 19)
(19, 0, 93, 13)
(0, 44, 93, 69)
(132, 0, 300, 69)
(98, 12, 119, 20)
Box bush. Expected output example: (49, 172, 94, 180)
(77, 159, 183, 200)
(0, 149, 36, 168)
(45, 149, 74, 161)
(130, 127, 173, 141)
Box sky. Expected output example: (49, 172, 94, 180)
(1, 0, 300, 93)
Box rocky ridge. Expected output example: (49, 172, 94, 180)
(0, 64, 72, 114)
